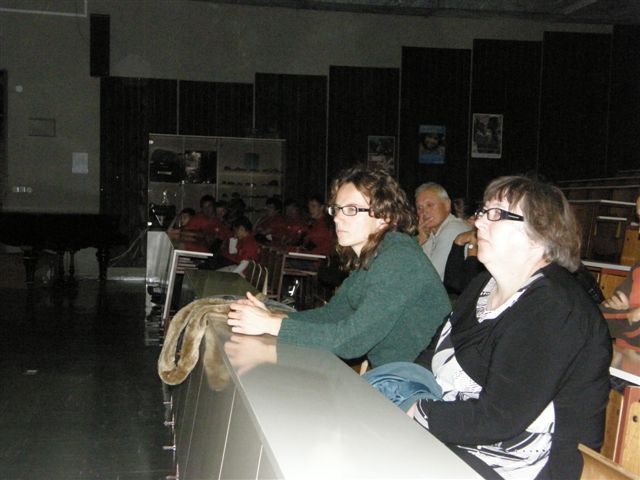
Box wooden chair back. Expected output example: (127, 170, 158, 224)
(615, 386, 640, 475)
(258, 247, 285, 300)
(579, 444, 638, 480)
(601, 389, 624, 459)
(600, 268, 628, 300)
(582, 385, 640, 478)
(245, 260, 268, 296)
(621, 227, 640, 266)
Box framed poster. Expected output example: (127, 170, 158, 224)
(472, 113, 503, 159)
(419, 125, 446, 164)
(367, 135, 396, 174)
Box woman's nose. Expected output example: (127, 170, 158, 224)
(334, 210, 348, 223)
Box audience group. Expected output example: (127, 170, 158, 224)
(164, 165, 640, 480)
(167, 191, 335, 276)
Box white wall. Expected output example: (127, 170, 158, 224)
(1, 0, 610, 213)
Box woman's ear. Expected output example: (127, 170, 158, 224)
(376, 217, 390, 230)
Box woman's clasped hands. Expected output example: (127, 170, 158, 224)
(227, 292, 286, 337)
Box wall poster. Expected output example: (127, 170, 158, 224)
(472, 113, 503, 159)
(418, 125, 446, 164)
(367, 135, 396, 174)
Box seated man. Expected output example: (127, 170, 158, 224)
(303, 194, 335, 257)
(415, 182, 471, 280)
(253, 196, 288, 245)
(187, 194, 232, 252)
(282, 199, 309, 246)
(214, 200, 229, 227)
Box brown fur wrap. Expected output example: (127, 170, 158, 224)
(157, 295, 268, 386)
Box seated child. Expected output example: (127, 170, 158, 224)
(167, 207, 196, 236)
(218, 217, 261, 276)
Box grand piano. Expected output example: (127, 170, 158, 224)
(0, 212, 126, 286)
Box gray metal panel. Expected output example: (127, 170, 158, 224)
(220, 391, 264, 479)
(183, 328, 237, 479)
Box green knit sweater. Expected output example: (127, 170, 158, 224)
(278, 231, 450, 367)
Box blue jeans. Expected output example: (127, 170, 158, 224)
(363, 362, 443, 411)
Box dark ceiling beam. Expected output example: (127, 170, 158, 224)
(194, 0, 640, 24)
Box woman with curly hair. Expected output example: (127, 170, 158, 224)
(227, 167, 450, 367)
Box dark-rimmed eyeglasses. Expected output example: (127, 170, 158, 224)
(475, 207, 524, 222)
(327, 205, 371, 217)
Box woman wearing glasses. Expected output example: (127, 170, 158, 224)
(364, 176, 611, 479)
(227, 167, 450, 368)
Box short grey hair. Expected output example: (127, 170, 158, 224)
(415, 182, 450, 201)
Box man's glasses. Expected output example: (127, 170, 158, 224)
(475, 207, 524, 222)
(327, 205, 371, 217)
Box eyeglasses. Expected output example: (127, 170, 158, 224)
(327, 205, 371, 217)
(475, 207, 524, 222)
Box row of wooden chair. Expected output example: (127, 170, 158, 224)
(244, 260, 268, 296)
(254, 246, 327, 310)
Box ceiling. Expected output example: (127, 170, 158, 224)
(199, 0, 640, 25)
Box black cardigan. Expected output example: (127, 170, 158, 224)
(416, 263, 612, 480)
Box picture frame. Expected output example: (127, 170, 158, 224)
(418, 125, 446, 164)
(367, 135, 396, 174)
(471, 113, 503, 159)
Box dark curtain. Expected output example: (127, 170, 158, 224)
(538, 32, 611, 182)
(0, 70, 6, 208)
(179, 80, 253, 137)
(254, 73, 327, 203)
(327, 66, 399, 183)
(399, 47, 471, 200)
(100, 77, 177, 264)
(468, 39, 542, 203)
(608, 25, 640, 177)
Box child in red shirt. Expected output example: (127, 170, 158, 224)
(221, 217, 261, 276)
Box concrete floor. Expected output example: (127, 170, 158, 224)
(0, 279, 175, 480)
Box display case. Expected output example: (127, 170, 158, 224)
(147, 134, 285, 224)
(216, 138, 284, 219)
(145, 133, 285, 289)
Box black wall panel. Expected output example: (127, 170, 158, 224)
(327, 66, 399, 183)
(608, 25, 640, 176)
(255, 73, 327, 202)
(538, 32, 611, 182)
(90, 14, 110, 77)
(100, 77, 177, 261)
(98, 29, 640, 267)
(179, 81, 253, 137)
(399, 47, 471, 199)
(469, 39, 542, 203)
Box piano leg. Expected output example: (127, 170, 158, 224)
(68, 251, 76, 283)
(22, 248, 39, 287)
(52, 250, 75, 286)
(54, 250, 65, 283)
(96, 247, 109, 282)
